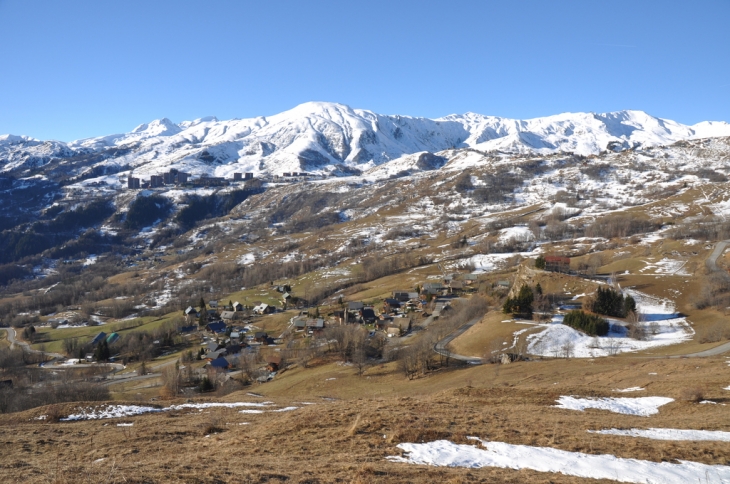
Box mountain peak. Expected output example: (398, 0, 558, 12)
(131, 118, 181, 136)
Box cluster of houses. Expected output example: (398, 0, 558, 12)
(127, 170, 255, 190)
(282, 272, 484, 338)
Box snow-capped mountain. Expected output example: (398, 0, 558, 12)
(2, 102, 729, 179)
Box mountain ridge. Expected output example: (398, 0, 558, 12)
(2, 102, 730, 179)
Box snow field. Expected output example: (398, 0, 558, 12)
(388, 438, 730, 483)
(527, 288, 692, 358)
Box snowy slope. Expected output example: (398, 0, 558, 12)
(2, 102, 729, 178)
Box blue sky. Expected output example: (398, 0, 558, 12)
(0, 0, 728, 141)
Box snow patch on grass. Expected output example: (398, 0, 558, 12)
(554, 396, 673, 416)
(589, 428, 730, 442)
(388, 438, 730, 483)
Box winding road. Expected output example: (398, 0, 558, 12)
(433, 317, 484, 365)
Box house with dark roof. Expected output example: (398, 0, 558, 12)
(90, 332, 107, 346)
(225, 343, 243, 355)
(206, 321, 227, 334)
(209, 356, 230, 370)
(360, 308, 377, 323)
(306, 318, 325, 334)
(383, 298, 401, 313)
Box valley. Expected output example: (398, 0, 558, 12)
(1, 104, 730, 483)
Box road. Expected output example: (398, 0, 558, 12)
(433, 317, 484, 365)
(5, 327, 65, 359)
(705, 240, 730, 273)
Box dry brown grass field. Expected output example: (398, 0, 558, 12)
(2, 355, 729, 483)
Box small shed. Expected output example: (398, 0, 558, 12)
(232, 301, 244, 312)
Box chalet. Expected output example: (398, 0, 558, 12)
(393, 291, 420, 302)
(330, 310, 345, 324)
(253, 303, 275, 315)
(254, 332, 269, 343)
(545, 256, 571, 273)
(205, 342, 224, 353)
(220, 310, 237, 321)
(209, 356, 230, 370)
(495, 280, 511, 290)
(449, 281, 465, 293)
(208, 300, 218, 309)
(282, 292, 292, 303)
(232, 301, 244, 312)
(383, 298, 401, 313)
(206, 321, 227, 334)
(90, 332, 107, 346)
(225, 344, 243, 355)
(230, 331, 241, 341)
(266, 355, 282, 372)
(206, 349, 226, 360)
(291, 315, 308, 331)
(184, 306, 199, 322)
(306, 318, 325, 334)
(360, 308, 377, 324)
(348, 301, 364, 311)
(463, 274, 479, 284)
(422, 282, 444, 295)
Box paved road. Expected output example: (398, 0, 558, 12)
(705, 240, 730, 273)
(5, 327, 65, 359)
(433, 317, 484, 365)
(672, 341, 730, 358)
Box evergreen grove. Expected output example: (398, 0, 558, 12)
(563, 310, 610, 336)
(502, 284, 534, 315)
(590, 286, 636, 318)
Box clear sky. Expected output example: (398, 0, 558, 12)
(1, 0, 728, 141)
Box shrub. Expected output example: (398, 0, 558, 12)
(535, 255, 546, 270)
(679, 386, 705, 403)
(563, 310, 609, 336)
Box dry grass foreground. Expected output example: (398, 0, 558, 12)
(1, 355, 729, 483)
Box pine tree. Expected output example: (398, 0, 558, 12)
(535, 282, 543, 296)
(95, 340, 110, 361)
(535, 255, 546, 270)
